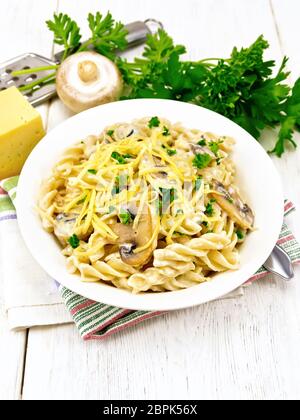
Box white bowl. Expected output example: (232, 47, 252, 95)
(17, 99, 284, 311)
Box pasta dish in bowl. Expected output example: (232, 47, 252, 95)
(16, 99, 283, 310)
(38, 117, 254, 293)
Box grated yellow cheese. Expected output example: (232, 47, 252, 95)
(166, 214, 186, 244)
(64, 192, 87, 212)
(92, 215, 118, 240)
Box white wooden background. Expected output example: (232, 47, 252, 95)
(1, 0, 300, 400)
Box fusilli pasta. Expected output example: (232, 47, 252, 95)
(38, 117, 254, 293)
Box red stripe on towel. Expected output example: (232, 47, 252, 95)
(284, 201, 293, 213)
(70, 299, 95, 315)
(277, 235, 294, 245)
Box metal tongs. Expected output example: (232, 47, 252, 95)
(0, 19, 163, 106)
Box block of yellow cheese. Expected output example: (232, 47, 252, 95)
(0, 86, 45, 179)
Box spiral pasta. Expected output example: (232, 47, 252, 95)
(38, 117, 254, 293)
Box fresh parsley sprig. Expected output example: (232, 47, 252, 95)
(47, 11, 128, 61)
(80, 12, 128, 59)
(46, 13, 82, 61)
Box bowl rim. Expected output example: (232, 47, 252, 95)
(16, 98, 284, 311)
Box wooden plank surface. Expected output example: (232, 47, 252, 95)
(0, 297, 27, 400)
(1, 0, 300, 400)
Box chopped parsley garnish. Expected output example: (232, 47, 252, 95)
(193, 153, 212, 170)
(148, 116, 160, 128)
(111, 151, 133, 164)
(68, 234, 80, 249)
(202, 221, 208, 227)
(205, 199, 216, 217)
(119, 209, 133, 225)
(167, 148, 177, 156)
(209, 141, 220, 156)
(198, 139, 207, 146)
(107, 130, 114, 137)
(87, 169, 97, 174)
(162, 144, 176, 155)
(108, 205, 116, 213)
(216, 157, 222, 165)
(162, 126, 170, 136)
(208, 140, 222, 157)
(111, 151, 126, 164)
(236, 229, 244, 240)
(195, 176, 203, 192)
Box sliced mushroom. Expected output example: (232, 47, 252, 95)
(153, 156, 164, 167)
(54, 213, 77, 245)
(114, 124, 137, 140)
(152, 156, 168, 178)
(211, 180, 254, 230)
(111, 204, 154, 266)
(141, 155, 168, 180)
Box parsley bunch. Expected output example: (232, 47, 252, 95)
(46, 13, 82, 61)
(119, 31, 300, 156)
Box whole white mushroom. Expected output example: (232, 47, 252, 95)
(56, 51, 123, 113)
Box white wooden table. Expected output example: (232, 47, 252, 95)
(1, 0, 300, 400)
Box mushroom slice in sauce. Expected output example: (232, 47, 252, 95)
(114, 124, 137, 140)
(152, 156, 168, 178)
(111, 205, 154, 266)
(211, 180, 254, 230)
(54, 213, 77, 245)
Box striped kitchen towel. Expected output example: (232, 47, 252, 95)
(1, 176, 300, 340)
